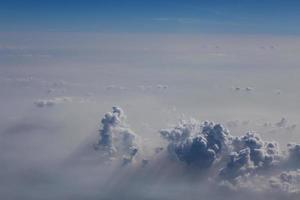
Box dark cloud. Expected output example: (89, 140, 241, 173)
(2, 106, 300, 199)
(155, 113, 300, 196)
(160, 121, 231, 168)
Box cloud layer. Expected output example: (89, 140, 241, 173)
(94, 107, 300, 199)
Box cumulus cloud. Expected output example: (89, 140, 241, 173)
(232, 86, 254, 92)
(154, 114, 300, 196)
(34, 96, 94, 108)
(2, 104, 300, 200)
(267, 117, 297, 133)
(160, 120, 231, 168)
(34, 99, 56, 107)
(92, 108, 300, 192)
(105, 84, 128, 91)
(94, 107, 139, 165)
(271, 170, 300, 194)
(85, 106, 300, 199)
(220, 132, 281, 179)
(156, 84, 168, 89)
(218, 170, 300, 198)
(158, 119, 285, 183)
(34, 97, 73, 107)
(9, 105, 299, 199)
(160, 120, 282, 172)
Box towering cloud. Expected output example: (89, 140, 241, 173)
(91, 107, 300, 198)
(222, 132, 281, 176)
(157, 114, 300, 195)
(160, 120, 231, 168)
(94, 107, 139, 164)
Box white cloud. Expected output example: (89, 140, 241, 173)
(92, 107, 300, 198)
(94, 107, 139, 165)
(34, 97, 73, 108)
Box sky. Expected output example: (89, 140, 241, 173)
(1, 1, 300, 200)
(1, 0, 300, 34)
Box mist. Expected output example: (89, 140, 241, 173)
(1, 33, 300, 199)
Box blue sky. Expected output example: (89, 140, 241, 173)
(0, 0, 300, 34)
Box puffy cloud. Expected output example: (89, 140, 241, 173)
(34, 96, 94, 108)
(218, 170, 300, 197)
(94, 107, 139, 165)
(160, 119, 282, 174)
(219, 148, 254, 180)
(156, 84, 168, 89)
(232, 132, 281, 167)
(232, 86, 254, 92)
(158, 116, 300, 191)
(84, 107, 300, 198)
(105, 84, 128, 91)
(220, 132, 281, 179)
(34, 99, 56, 107)
(34, 97, 73, 108)
(270, 170, 300, 195)
(160, 120, 232, 168)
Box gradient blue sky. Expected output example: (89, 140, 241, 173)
(0, 0, 300, 34)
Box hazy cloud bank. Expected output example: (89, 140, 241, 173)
(93, 107, 300, 199)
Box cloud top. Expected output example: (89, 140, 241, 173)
(95, 107, 139, 165)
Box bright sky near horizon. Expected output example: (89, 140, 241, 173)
(1, 0, 300, 34)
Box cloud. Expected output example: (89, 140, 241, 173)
(156, 84, 168, 89)
(105, 84, 128, 91)
(276, 117, 288, 128)
(34, 99, 56, 108)
(93, 107, 299, 174)
(3, 105, 300, 199)
(225, 118, 297, 135)
(245, 87, 253, 92)
(217, 170, 300, 198)
(232, 86, 254, 92)
(160, 120, 231, 168)
(287, 143, 300, 166)
(89, 107, 300, 198)
(267, 118, 297, 133)
(34, 97, 73, 108)
(159, 119, 283, 176)
(220, 132, 281, 179)
(152, 112, 300, 196)
(94, 107, 139, 165)
(271, 170, 300, 194)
